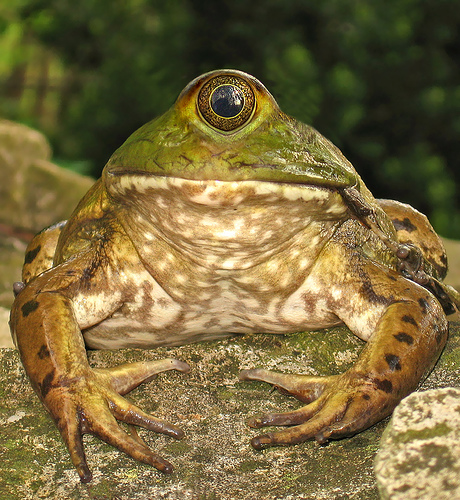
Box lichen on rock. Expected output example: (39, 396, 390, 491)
(375, 387, 460, 500)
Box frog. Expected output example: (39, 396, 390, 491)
(10, 69, 459, 483)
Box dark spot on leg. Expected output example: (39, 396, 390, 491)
(39, 370, 56, 399)
(401, 315, 417, 327)
(374, 379, 393, 393)
(24, 245, 42, 264)
(393, 332, 414, 345)
(385, 354, 402, 371)
(38, 345, 50, 359)
(418, 298, 429, 314)
(13, 281, 25, 296)
(21, 299, 39, 317)
(434, 323, 447, 345)
(392, 217, 417, 233)
(388, 275, 397, 281)
(362, 394, 371, 400)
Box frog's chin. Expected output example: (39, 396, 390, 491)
(106, 172, 348, 207)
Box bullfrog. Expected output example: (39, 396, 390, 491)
(10, 69, 458, 483)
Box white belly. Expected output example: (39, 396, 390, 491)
(82, 274, 341, 350)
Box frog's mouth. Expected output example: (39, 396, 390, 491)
(106, 158, 358, 190)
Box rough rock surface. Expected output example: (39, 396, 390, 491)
(375, 387, 460, 500)
(1, 323, 459, 500)
(0, 308, 11, 348)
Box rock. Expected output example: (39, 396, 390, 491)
(0, 119, 93, 235)
(1, 323, 459, 499)
(375, 387, 460, 500)
(0, 236, 27, 311)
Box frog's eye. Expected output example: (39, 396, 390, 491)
(198, 75, 255, 131)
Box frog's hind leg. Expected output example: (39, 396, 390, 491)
(20, 221, 67, 284)
(241, 252, 448, 449)
(11, 246, 192, 482)
(378, 199, 447, 279)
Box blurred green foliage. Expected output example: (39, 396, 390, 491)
(1, 0, 460, 237)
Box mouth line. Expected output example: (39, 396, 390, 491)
(106, 168, 357, 191)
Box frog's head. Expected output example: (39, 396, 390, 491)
(105, 69, 358, 190)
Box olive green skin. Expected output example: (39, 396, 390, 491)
(10, 69, 453, 484)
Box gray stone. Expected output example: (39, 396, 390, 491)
(375, 387, 460, 500)
(0, 236, 28, 311)
(1, 323, 459, 499)
(0, 119, 94, 234)
(443, 238, 460, 293)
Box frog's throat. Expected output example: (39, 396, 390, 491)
(106, 174, 349, 271)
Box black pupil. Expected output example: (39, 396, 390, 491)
(210, 85, 244, 118)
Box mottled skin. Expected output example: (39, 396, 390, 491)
(10, 70, 457, 483)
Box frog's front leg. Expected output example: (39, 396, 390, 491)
(240, 257, 448, 448)
(10, 257, 189, 483)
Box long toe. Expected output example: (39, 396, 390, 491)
(247, 399, 324, 428)
(89, 417, 175, 473)
(240, 368, 334, 403)
(97, 358, 191, 395)
(109, 393, 185, 439)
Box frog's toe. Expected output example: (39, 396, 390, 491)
(247, 398, 324, 428)
(58, 411, 93, 483)
(96, 358, 191, 395)
(109, 392, 185, 439)
(48, 358, 190, 481)
(248, 404, 341, 449)
(240, 368, 334, 403)
(250, 423, 319, 450)
(88, 415, 175, 474)
(73, 390, 180, 478)
(248, 388, 388, 450)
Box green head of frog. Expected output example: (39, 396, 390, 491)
(105, 69, 358, 188)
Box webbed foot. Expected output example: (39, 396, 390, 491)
(48, 358, 190, 482)
(240, 368, 396, 449)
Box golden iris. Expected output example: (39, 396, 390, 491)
(198, 75, 255, 131)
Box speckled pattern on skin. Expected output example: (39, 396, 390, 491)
(9, 69, 458, 483)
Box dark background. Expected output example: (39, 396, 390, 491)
(1, 0, 459, 237)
